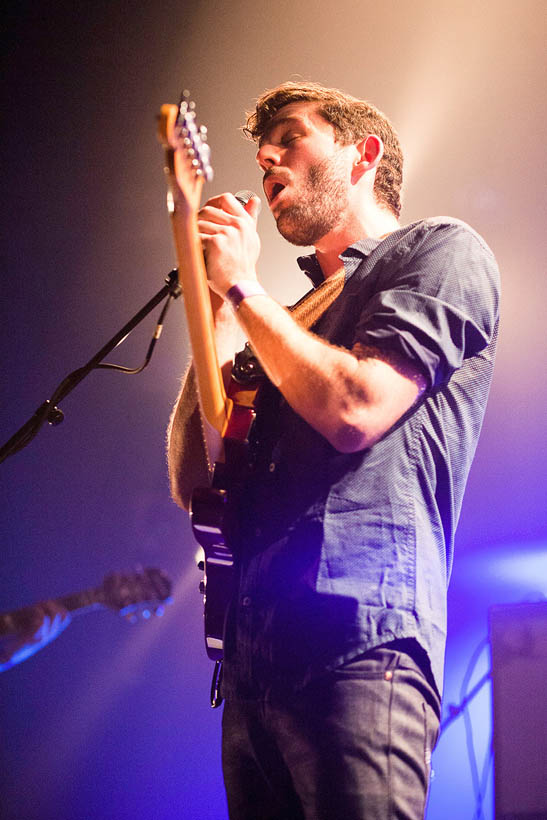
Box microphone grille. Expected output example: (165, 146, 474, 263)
(235, 189, 261, 214)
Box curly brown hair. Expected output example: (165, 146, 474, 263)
(244, 81, 403, 218)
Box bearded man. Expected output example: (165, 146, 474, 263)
(167, 81, 500, 819)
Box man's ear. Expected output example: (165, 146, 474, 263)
(352, 135, 384, 181)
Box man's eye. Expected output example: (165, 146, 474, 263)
(282, 134, 298, 145)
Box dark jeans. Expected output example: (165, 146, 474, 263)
(222, 644, 441, 820)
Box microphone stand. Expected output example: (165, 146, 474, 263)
(0, 270, 181, 464)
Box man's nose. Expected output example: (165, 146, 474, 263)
(256, 143, 281, 170)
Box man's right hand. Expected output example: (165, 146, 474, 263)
(197, 193, 262, 299)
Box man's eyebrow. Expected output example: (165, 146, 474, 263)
(259, 116, 303, 147)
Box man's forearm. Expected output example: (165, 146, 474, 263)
(231, 292, 423, 453)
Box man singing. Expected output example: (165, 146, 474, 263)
(167, 81, 500, 819)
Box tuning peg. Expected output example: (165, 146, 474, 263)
(180, 90, 191, 112)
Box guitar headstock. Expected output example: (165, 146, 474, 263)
(101, 568, 173, 621)
(158, 91, 213, 215)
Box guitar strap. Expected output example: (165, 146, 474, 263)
(231, 269, 347, 385)
(288, 268, 346, 329)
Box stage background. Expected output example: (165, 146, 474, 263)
(1, 1, 545, 818)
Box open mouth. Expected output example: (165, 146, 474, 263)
(264, 176, 287, 205)
(270, 182, 285, 203)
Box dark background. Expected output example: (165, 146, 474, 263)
(1, 2, 545, 818)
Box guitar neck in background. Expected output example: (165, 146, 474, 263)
(0, 587, 104, 636)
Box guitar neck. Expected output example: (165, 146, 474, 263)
(170, 207, 232, 436)
(0, 588, 103, 636)
(0, 568, 172, 638)
(158, 101, 231, 438)
(57, 587, 104, 614)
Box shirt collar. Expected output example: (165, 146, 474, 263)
(297, 237, 384, 287)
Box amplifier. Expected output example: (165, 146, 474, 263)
(489, 601, 547, 820)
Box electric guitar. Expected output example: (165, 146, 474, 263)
(158, 93, 260, 673)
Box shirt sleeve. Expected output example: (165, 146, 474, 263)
(354, 221, 501, 388)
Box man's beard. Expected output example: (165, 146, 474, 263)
(275, 151, 350, 246)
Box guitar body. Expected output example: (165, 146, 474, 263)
(191, 484, 232, 661)
(191, 363, 261, 660)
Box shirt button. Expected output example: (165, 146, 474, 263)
(241, 596, 252, 607)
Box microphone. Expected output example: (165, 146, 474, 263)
(235, 189, 261, 215)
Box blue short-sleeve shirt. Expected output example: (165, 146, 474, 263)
(221, 217, 500, 700)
